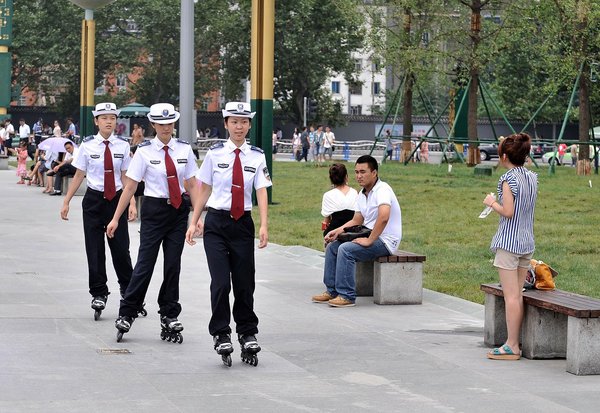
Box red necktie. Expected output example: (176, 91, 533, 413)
(230, 148, 244, 220)
(163, 146, 182, 209)
(103, 140, 116, 201)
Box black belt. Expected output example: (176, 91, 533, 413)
(87, 188, 122, 196)
(146, 194, 190, 206)
(207, 207, 251, 218)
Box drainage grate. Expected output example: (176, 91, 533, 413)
(97, 348, 132, 355)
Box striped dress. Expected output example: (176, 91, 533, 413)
(490, 166, 538, 255)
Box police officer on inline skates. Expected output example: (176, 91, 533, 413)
(60, 102, 137, 321)
(107, 103, 201, 343)
(187, 101, 271, 366)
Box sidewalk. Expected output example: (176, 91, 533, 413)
(0, 169, 598, 413)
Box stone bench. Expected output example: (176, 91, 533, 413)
(356, 250, 426, 305)
(0, 154, 8, 170)
(481, 283, 600, 375)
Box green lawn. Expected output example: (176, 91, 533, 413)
(258, 160, 600, 304)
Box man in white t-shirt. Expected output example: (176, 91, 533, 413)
(312, 155, 402, 307)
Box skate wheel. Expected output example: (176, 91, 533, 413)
(116, 331, 124, 342)
(160, 331, 166, 341)
(140, 309, 148, 317)
(94, 310, 101, 321)
(177, 333, 183, 344)
(222, 354, 232, 367)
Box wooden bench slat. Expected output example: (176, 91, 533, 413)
(376, 250, 426, 263)
(480, 283, 600, 318)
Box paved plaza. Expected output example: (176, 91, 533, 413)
(1, 168, 599, 412)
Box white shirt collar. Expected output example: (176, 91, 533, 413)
(225, 138, 249, 154)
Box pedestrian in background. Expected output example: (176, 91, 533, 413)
(189, 101, 271, 366)
(483, 132, 537, 360)
(107, 103, 201, 344)
(61, 102, 136, 321)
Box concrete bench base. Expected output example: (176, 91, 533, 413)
(568, 317, 600, 375)
(63, 176, 87, 196)
(356, 251, 425, 305)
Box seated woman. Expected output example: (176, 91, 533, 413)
(321, 163, 358, 238)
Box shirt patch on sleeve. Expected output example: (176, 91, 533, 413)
(263, 167, 271, 180)
(218, 163, 229, 168)
(244, 166, 256, 173)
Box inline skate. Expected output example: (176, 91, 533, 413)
(115, 315, 134, 342)
(213, 334, 234, 367)
(238, 334, 261, 366)
(137, 302, 148, 317)
(91, 295, 108, 321)
(160, 316, 183, 344)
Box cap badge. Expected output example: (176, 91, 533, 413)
(162, 109, 169, 117)
(105, 103, 111, 110)
(237, 103, 244, 112)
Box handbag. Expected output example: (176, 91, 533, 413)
(337, 225, 371, 243)
(524, 259, 558, 290)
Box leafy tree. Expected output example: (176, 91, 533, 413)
(367, 0, 444, 161)
(199, 0, 364, 125)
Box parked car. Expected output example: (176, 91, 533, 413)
(542, 145, 599, 165)
(479, 143, 498, 161)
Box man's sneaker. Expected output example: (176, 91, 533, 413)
(328, 296, 355, 307)
(312, 291, 334, 303)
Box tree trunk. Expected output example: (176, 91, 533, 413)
(400, 9, 413, 163)
(466, 1, 482, 166)
(401, 73, 414, 163)
(576, 0, 590, 175)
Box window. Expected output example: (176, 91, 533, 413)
(349, 81, 362, 95)
(371, 61, 380, 72)
(350, 105, 362, 115)
(372, 82, 381, 95)
(331, 81, 341, 94)
(354, 59, 362, 71)
(94, 86, 105, 95)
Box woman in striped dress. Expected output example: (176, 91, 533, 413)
(483, 133, 538, 360)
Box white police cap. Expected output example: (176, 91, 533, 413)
(222, 102, 255, 119)
(147, 103, 180, 124)
(92, 102, 120, 117)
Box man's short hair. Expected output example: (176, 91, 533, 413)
(356, 155, 378, 172)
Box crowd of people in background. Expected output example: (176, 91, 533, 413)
(288, 124, 336, 163)
(0, 117, 80, 189)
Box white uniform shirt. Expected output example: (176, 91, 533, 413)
(126, 137, 198, 198)
(197, 139, 273, 211)
(356, 179, 402, 254)
(72, 134, 132, 192)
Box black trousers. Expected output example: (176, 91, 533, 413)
(119, 196, 188, 319)
(203, 208, 258, 336)
(54, 164, 77, 192)
(82, 188, 133, 297)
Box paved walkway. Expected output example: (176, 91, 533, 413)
(0, 169, 598, 413)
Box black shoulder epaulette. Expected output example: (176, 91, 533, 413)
(210, 142, 224, 150)
(177, 139, 190, 145)
(138, 140, 151, 147)
(116, 135, 128, 142)
(250, 145, 264, 154)
(82, 135, 94, 143)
